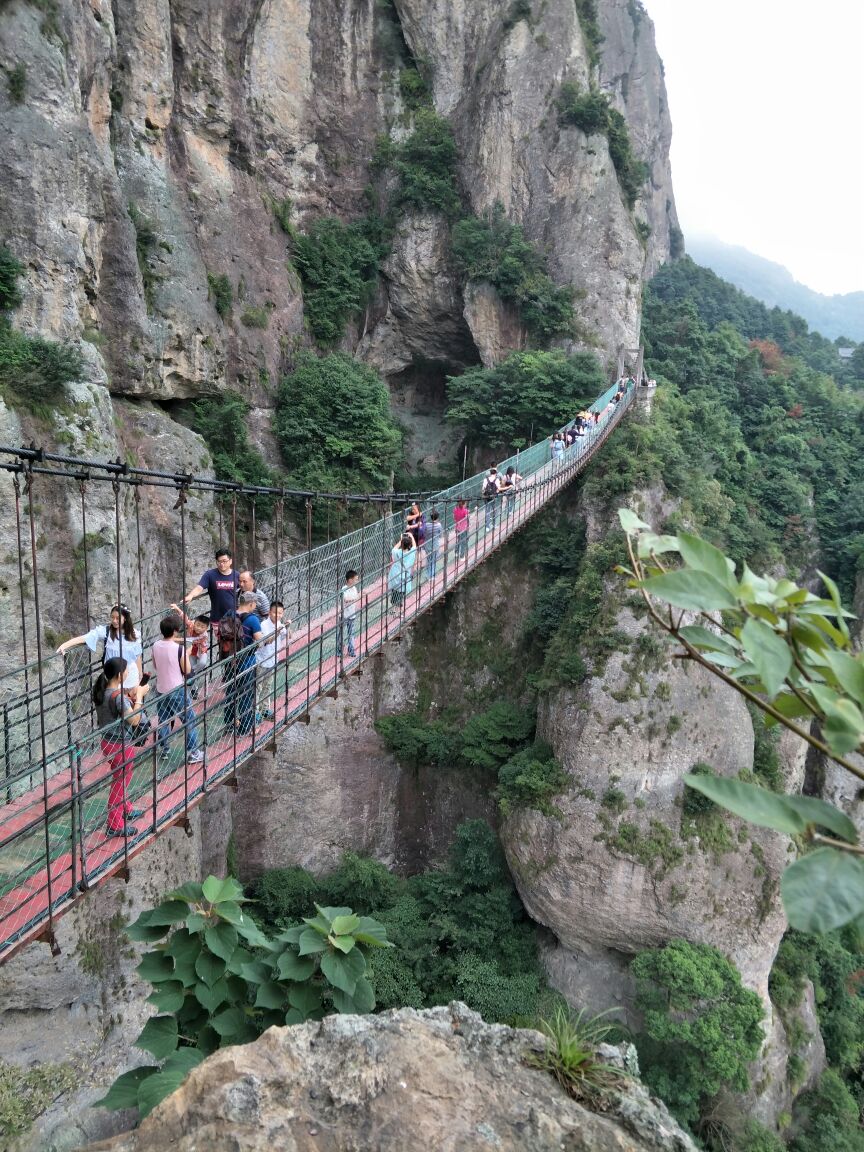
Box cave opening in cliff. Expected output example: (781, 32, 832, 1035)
(388, 357, 473, 488)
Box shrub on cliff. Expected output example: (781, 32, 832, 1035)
(293, 215, 387, 343)
(0, 243, 82, 414)
(557, 82, 648, 209)
(631, 939, 765, 1128)
(446, 349, 604, 450)
(275, 352, 402, 495)
(451, 205, 576, 341)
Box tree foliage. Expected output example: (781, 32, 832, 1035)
(97, 876, 391, 1119)
(292, 215, 388, 343)
(383, 108, 462, 218)
(632, 939, 765, 1128)
(254, 821, 557, 1027)
(274, 352, 402, 494)
(183, 394, 274, 497)
(451, 205, 576, 340)
(446, 349, 604, 449)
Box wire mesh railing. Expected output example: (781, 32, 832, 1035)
(0, 378, 636, 962)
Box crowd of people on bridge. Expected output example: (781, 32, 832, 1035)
(62, 377, 635, 838)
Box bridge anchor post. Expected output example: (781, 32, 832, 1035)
(37, 927, 61, 958)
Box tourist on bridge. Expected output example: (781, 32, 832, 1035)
(223, 592, 264, 736)
(338, 571, 359, 660)
(181, 548, 240, 623)
(169, 605, 210, 697)
(550, 433, 565, 470)
(238, 570, 269, 618)
(453, 498, 469, 561)
(482, 467, 501, 531)
(152, 616, 204, 764)
(93, 656, 150, 838)
(257, 599, 290, 717)
(57, 604, 143, 692)
(499, 466, 522, 519)
(388, 533, 417, 612)
(425, 510, 443, 581)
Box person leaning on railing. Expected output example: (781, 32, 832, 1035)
(56, 604, 143, 691)
(92, 656, 150, 838)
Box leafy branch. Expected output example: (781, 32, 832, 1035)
(617, 509, 864, 934)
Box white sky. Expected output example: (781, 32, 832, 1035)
(643, 0, 864, 296)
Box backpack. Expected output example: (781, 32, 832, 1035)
(218, 612, 247, 658)
(109, 689, 152, 748)
(483, 475, 498, 498)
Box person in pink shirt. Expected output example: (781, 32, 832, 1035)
(151, 616, 203, 763)
(454, 499, 469, 561)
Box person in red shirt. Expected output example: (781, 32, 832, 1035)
(454, 499, 469, 562)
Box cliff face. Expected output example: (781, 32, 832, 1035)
(1, 0, 676, 403)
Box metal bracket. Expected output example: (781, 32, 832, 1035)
(325, 688, 338, 699)
(37, 927, 61, 957)
(221, 775, 239, 792)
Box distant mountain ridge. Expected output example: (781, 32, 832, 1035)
(686, 237, 864, 343)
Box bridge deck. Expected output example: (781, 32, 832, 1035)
(0, 382, 635, 963)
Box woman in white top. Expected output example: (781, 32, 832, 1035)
(57, 603, 144, 690)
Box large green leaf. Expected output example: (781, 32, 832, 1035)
(320, 947, 366, 996)
(202, 875, 245, 905)
(617, 508, 650, 534)
(204, 923, 238, 963)
(636, 532, 680, 559)
(677, 531, 734, 585)
(684, 775, 804, 835)
(739, 617, 792, 699)
(225, 945, 255, 975)
(147, 900, 193, 927)
(136, 951, 175, 984)
(276, 950, 317, 982)
(339, 974, 375, 1013)
(678, 625, 739, 655)
(817, 570, 851, 640)
(783, 795, 858, 844)
(211, 1005, 249, 1039)
(781, 848, 864, 933)
(239, 959, 273, 985)
(354, 917, 392, 949)
(146, 980, 186, 1014)
(166, 881, 204, 903)
(287, 982, 324, 1021)
(254, 981, 288, 1010)
(298, 928, 329, 956)
(135, 1015, 179, 1060)
(642, 570, 738, 612)
(194, 978, 229, 1014)
(194, 949, 227, 988)
(231, 913, 271, 949)
(136, 1049, 205, 1120)
(277, 925, 305, 946)
(95, 1066, 158, 1111)
(821, 698, 864, 757)
(329, 934, 356, 954)
(125, 912, 169, 944)
(822, 650, 864, 708)
(330, 914, 361, 936)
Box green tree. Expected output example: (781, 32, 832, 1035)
(789, 1070, 864, 1152)
(184, 394, 274, 496)
(631, 939, 765, 1128)
(274, 352, 402, 494)
(446, 349, 604, 449)
(557, 83, 648, 209)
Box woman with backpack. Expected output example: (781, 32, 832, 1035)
(387, 532, 417, 613)
(93, 656, 151, 837)
(57, 604, 144, 691)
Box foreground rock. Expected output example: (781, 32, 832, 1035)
(88, 1003, 695, 1152)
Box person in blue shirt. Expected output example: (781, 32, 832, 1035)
(181, 548, 239, 622)
(222, 592, 263, 736)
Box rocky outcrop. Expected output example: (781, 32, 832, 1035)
(503, 602, 790, 1012)
(85, 1003, 697, 1152)
(597, 0, 681, 274)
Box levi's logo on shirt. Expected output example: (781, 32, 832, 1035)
(214, 578, 236, 590)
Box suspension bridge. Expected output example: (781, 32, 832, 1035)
(0, 376, 638, 964)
